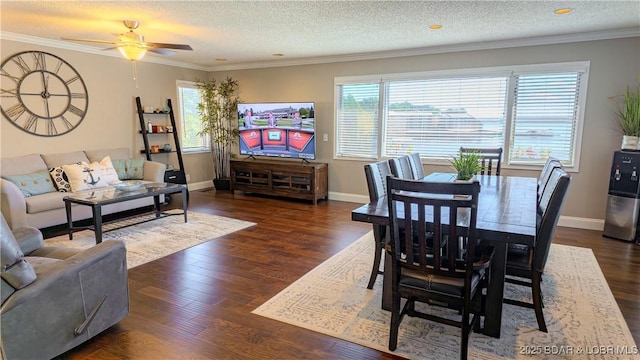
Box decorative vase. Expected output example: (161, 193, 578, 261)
(621, 135, 639, 150)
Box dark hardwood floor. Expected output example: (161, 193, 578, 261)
(58, 189, 639, 359)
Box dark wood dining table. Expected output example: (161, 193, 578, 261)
(351, 172, 537, 338)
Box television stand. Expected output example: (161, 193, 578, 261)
(230, 159, 328, 204)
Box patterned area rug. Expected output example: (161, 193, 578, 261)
(44, 210, 255, 268)
(253, 231, 639, 359)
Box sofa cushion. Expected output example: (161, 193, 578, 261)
(0, 153, 48, 176)
(48, 166, 72, 192)
(62, 162, 109, 192)
(1, 217, 37, 289)
(112, 159, 145, 180)
(85, 148, 130, 162)
(41, 151, 89, 168)
(2, 170, 57, 197)
(24, 191, 68, 213)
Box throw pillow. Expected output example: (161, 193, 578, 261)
(62, 162, 109, 192)
(81, 156, 120, 185)
(111, 158, 145, 180)
(2, 170, 57, 197)
(48, 166, 72, 192)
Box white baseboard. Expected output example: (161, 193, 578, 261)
(558, 216, 604, 231)
(187, 180, 214, 192)
(328, 191, 605, 232)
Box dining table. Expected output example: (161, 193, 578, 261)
(351, 172, 537, 338)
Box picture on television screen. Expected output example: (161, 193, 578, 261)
(237, 102, 316, 160)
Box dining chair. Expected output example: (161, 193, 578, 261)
(407, 152, 425, 180)
(459, 147, 503, 176)
(389, 156, 413, 179)
(537, 156, 563, 201)
(386, 176, 493, 359)
(363, 160, 393, 289)
(503, 167, 571, 332)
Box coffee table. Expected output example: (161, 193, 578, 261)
(63, 182, 188, 244)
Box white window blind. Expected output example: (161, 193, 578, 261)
(335, 83, 380, 159)
(334, 62, 588, 169)
(509, 72, 582, 166)
(383, 77, 507, 159)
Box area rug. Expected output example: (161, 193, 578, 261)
(44, 210, 255, 268)
(252, 231, 639, 359)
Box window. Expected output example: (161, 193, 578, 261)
(334, 62, 589, 169)
(176, 80, 208, 153)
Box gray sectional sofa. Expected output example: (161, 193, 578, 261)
(0, 148, 166, 230)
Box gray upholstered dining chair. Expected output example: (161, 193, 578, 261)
(407, 152, 425, 180)
(389, 156, 413, 179)
(386, 176, 492, 360)
(459, 147, 503, 176)
(363, 160, 393, 289)
(503, 167, 571, 332)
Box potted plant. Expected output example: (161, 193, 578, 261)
(615, 85, 640, 150)
(450, 150, 482, 181)
(196, 77, 240, 190)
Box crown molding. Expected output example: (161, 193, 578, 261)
(0, 32, 209, 71)
(2, 28, 638, 73)
(207, 28, 640, 71)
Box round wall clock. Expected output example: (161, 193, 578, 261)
(0, 51, 89, 137)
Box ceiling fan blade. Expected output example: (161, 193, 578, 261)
(148, 48, 176, 56)
(148, 42, 193, 51)
(61, 37, 119, 45)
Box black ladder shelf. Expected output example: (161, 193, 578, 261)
(135, 96, 188, 201)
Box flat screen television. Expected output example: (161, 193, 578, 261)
(237, 102, 316, 160)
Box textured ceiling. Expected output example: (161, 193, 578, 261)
(1, 1, 639, 70)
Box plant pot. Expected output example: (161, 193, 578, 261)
(213, 178, 231, 191)
(621, 135, 639, 150)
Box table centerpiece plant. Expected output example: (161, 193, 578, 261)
(450, 150, 482, 181)
(196, 77, 240, 190)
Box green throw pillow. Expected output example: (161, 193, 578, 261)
(111, 159, 145, 180)
(2, 170, 57, 197)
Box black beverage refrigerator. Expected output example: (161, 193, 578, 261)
(603, 150, 640, 243)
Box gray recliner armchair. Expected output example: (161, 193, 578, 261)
(0, 214, 129, 360)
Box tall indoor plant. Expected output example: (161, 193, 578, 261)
(615, 84, 640, 150)
(197, 77, 240, 189)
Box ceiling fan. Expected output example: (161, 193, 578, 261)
(61, 20, 193, 61)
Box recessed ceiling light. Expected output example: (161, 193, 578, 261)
(428, 24, 443, 30)
(272, 53, 284, 57)
(554, 8, 573, 15)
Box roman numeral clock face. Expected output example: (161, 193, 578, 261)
(1, 51, 88, 137)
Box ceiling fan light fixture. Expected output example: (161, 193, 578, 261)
(118, 44, 147, 61)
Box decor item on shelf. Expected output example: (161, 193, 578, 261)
(614, 84, 640, 150)
(147, 120, 153, 133)
(450, 149, 482, 181)
(166, 125, 174, 133)
(196, 77, 240, 190)
(163, 144, 172, 152)
(151, 145, 160, 153)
